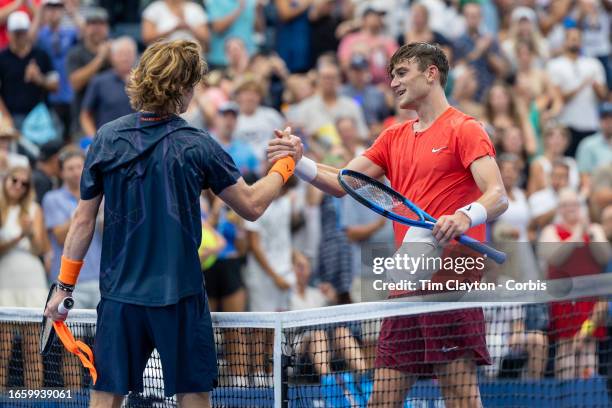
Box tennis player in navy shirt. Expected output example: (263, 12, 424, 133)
(44, 39, 298, 408)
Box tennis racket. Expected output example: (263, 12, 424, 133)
(40, 283, 75, 355)
(338, 169, 506, 264)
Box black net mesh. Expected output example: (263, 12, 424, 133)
(1, 298, 612, 407)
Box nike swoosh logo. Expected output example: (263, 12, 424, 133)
(432, 147, 447, 153)
(441, 346, 459, 353)
(466, 205, 471, 211)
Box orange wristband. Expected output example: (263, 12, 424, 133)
(269, 157, 295, 183)
(58, 256, 84, 286)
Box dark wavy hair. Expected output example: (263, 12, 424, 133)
(387, 42, 449, 87)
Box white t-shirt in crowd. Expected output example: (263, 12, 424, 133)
(142, 1, 207, 43)
(234, 106, 284, 162)
(244, 196, 294, 311)
(528, 187, 558, 219)
(546, 55, 607, 131)
(290, 286, 328, 311)
(496, 187, 531, 242)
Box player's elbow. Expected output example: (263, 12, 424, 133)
(329, 185, 347, 198)
(241, 207, 261, 222)
(239, 198, 267, 222)
(493, 185, 509, 214)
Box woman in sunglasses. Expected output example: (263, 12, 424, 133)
(0, 165, 49, 388)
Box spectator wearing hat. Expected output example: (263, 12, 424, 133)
(66, 6, 111, 133)
(546, 26, 608, 157)
(233, 76, 285, 162)
(79, 36, 136, 137)
(340, 54, 389, 137)
(337, 6, 398, 84)
(501, 6, 550, 71)
(0, 124, 29, 177)
(577, 103, 612, 186)
(31, 138, 62, 203)
(454, 2, 507, 101)
(0, 11, 58, 130)
(0, 0, 37, 50)
(34, 0, 79, 142)
(42, 146, 101, 308)
(213, 101, 259, 177)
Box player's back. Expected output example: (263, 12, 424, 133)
(81, 112, 240, 306)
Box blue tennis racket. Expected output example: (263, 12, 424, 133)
(338, 169, 506, 264)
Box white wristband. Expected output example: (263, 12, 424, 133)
(295, 156, 317, 183)
(456, 202, 487, 227)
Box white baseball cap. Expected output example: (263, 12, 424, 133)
(7, 11, 30, 32)
(511, 6, 537, 24)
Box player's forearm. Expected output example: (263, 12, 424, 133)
(239, 174, 285, 221)
(62, 214, 96, 261)
(477, 185, 508, 221)
(310, 163, 345, 197)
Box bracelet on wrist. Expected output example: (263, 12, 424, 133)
(56, 281, 74, 292)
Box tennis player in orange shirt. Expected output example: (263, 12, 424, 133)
(268, 42, 508, 407)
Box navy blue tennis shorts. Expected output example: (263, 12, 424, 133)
(93, 293, 218, 397)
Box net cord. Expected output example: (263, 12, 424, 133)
(3, 273, 612, 328)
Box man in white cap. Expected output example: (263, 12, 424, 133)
(0, 11, 59, 130)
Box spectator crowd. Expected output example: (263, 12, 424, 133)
(0, 0, 611, 393)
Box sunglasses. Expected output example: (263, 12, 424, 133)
(10, 176, 30, 189)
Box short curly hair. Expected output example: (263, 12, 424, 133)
(126, 40, 207, 115)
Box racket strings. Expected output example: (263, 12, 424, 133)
(344, 175, 417, 218)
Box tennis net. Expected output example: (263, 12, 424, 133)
(1, 274, 612, 407)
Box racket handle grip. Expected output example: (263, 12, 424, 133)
(457, 235, 507, 264)
(58, 297, 75, 315)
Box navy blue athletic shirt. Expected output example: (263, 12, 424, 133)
(81, 112, 241, 306)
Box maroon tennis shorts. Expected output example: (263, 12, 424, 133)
(374, 307, 491, 375)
